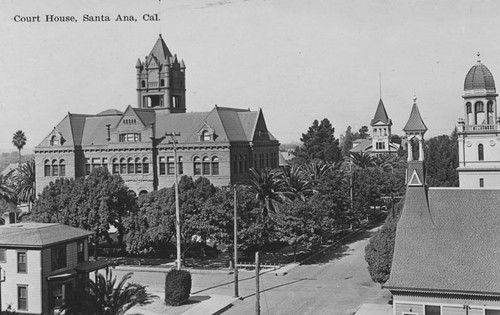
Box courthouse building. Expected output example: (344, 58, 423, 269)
(34, 35, 280, 194)
(385, 57, 500, 315)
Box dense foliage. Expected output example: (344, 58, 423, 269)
(164, 269, 192, 306)
(425, 130, 459, 187)
(298, 118, 342, 163)
(364, 198, 404, 284)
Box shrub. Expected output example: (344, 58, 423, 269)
(364, 198, 404, 284)
(164, 269, 192, 306)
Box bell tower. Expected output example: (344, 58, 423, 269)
(403, 96, 428, 187)
(136, 34, 186, 113)
(370, 99, 393, 157)
(457, 54, 500, 188)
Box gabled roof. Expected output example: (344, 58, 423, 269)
(0, 223, 92, 248)
(350, 139, 372, 153)
(371, 99, 391, 126)
(403, 103, 427, 133)
(148, 34, 172, 65)
(386, 188, 500, 295)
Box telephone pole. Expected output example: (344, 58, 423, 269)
(233, 185, 239, 297)
(166, 132, 182, 270)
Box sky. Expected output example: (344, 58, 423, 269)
(1, 0, 500, 152)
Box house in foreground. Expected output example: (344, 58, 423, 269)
(0, 223, 110, 314)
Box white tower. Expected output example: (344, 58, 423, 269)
(457, 54, 500, 188)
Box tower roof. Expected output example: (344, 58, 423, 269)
(148, 34, 172, 64)
(464, 57, 496, 95)
(371, 99, 391, 125)
(403, 98, 427, 133)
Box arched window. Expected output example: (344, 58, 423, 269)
(193, 157, 201, 175)
(142, 157, 149, 174)
(59, 159, 66, 177)
(160, 79, 165, 87)
(127, 158, 134, 174)
(487, 101, 494, 124)
(120, 158, 126, 174)
(478, 144, 484, 161)
(475, 101, 484, 112)
(201, 130, 211, 141)
(50, 135, 59, 146)
(52, 159, 59, 176)
(202, 157, 210, 175)
(212, 157, 219, 175)
(44, 160, 51, 176)
(112, 158, 119, 174)
(141, 80, 146, 88)
(466, 102, 472, 114)
(487, 101, 494, 113)
(135, 157, 142, 173)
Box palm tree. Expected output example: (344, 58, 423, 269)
(245, 167, 289, 217)
(280, 164, 314, 201)
(15, 160, 36, 212)
(62, 271, 153, 315)
(12, 130, 27, 169)
(349, 152, 377, 169)
(0, 175, 16, 204)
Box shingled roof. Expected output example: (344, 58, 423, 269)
(371, 99, 391, 125)
(148, 34, 172, 64)
(36, 106, 274, 149)
(386, 188, 500, 296)
(403, 103, 427, 133)
(0, 223, 92, 248)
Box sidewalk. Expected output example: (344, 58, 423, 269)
(126, 293, 239, 315)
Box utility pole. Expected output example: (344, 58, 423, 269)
(166, 132, 182, 270)
(233, 185, 239, 298)
(255, 251, 260, 315)
(0, 265, 5, 313)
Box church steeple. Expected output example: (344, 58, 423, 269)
(404, 96, 427, 187)
(136, 34, 186, 113)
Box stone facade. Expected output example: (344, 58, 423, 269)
(34, 35, 279, 194)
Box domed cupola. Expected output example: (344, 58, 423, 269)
(464, 54, 496, 97)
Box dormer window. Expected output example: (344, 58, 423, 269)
(201, 130, 211, 141)
(50, 136, 59, 146)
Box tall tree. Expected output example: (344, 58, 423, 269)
(14, 159, 36, 212)
(300, 118, 342, 163)
(425, 130, 459, 187)
(12, 130, 27, 169)
(356, 125, 370, 139)
(341, 126, 355, 157)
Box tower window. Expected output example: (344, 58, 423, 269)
(488, 101, 494, 112)
(475, 101, 484, 113)
(478, 144, 484, 161)
(160, 79, 165, 87)
(172, 96, 180, 108)
(466, 102, 472, 114)
(480, 178, 485, 187)
(141, 80, 146, 88)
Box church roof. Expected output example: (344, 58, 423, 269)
(403, 102, 427, 133)
(371, 99, 391, 125)
(386, 188, 500, 296)
(464, 60, 496, 94)
(148, 34, 173, 64)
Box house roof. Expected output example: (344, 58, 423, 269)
(403, 103, 427, 133)
(386, 188, 500, 295)
(0, 223, 92, 248)
(350, 139, 372, 153)
(371, 99, 391, 125)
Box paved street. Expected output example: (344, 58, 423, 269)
(113, 226, 391, 315)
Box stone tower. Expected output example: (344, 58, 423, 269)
(136, 34, 186, 113)
(457, 54, 500, 188)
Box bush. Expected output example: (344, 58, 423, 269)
(164, 269, 192, 306)
(364, 198, 404, 284)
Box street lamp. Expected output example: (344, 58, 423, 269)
(166, 132, 182, 270)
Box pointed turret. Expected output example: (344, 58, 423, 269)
(148, 34, 172, 64)
(403, 97, 427, 133)
(371, 99, 391, 125)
